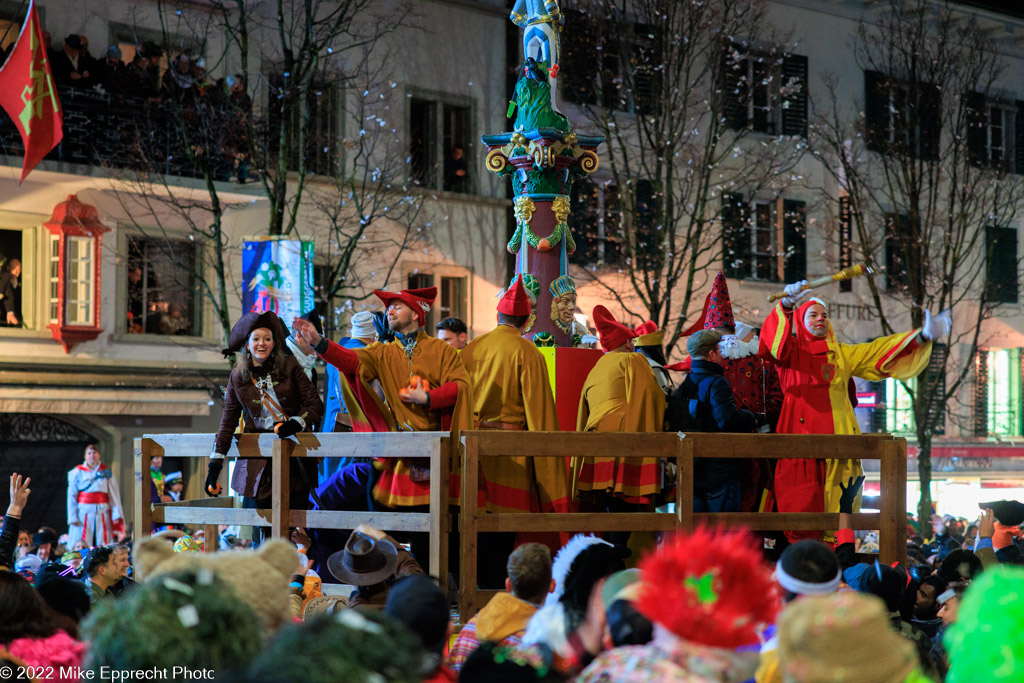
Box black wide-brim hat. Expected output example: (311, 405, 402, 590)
(327, 531, 399, 586)
(981, 500, 1024, 527)
(222, 310, 288, 357)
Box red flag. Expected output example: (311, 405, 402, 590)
(0, 0, 63, 183)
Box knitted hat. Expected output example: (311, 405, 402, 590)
(82, 569, 262, 676)
(778, 592, 918, 683)
(635, 527, 779, 649)
(222, 310, 288, 356)
(348, 311, 377, 340)
(248, 609, 421, 683)
(682, 271, 734, 336)
(105, 45, 121, 60)
(374, 287, 436, 328)
(945, 566, 1024, 683)
(498, 277, 532, 316)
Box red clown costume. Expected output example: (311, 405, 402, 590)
(759, 297, 933, 540)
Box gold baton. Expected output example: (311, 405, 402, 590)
(767, 264, 873, 303)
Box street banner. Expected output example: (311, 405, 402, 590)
(242, 237, 314, 331)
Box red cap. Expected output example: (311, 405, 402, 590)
(498, 277, 532, 316)
(681, 271, 735, 336)
(592, 305, 656, 352)
(373, 287, 437, 328)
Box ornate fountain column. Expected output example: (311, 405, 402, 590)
(483, 2, 602, 348)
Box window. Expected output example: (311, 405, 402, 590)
(560, 14, 663, 115)
(127, 236, 198, 336)
(66, 236, 94, 326)
(48, 235, 59, 323)
(966, 93, 1023, 172)
(406, 270, 468, 331)
(267, 73, 339, 176)
(721, 195, 806, 283)
(985, 348, 1022, 436)
(864, 71, 940, 160)
(438, 276, 465, 321)
(569, 179, 623, 267)
(885, 213, 913, 292)
(408, 96, 473, 194)
(721, 45, 808, 137)
(986, 226, 1018, 304)
(885, 378, 915, 435)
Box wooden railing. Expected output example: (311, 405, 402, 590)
(133, 432, 451, 582)
(134, 430, 907, 622)
(457, 430, 907, 619)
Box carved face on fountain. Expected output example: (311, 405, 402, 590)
(548, 275, 578, 335)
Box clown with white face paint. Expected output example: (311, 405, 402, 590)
(759, 281, 949, 542)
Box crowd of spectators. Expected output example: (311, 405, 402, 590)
(0, 29, 253, 182)
(3, 466, 1024, 681)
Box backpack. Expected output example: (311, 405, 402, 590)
(666, 373, 715, 432)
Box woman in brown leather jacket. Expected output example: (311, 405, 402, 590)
(205, 311, 324, 516)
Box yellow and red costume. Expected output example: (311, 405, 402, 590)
(461, 280, 571, 513)
(317, 288, 473, 508)
(759, 298, 932, 539)
(575, 306, 665, 503)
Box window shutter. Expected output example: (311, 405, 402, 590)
(632, 23, 663, 117)
(965, 91, 986, 166)
(782, 199, 807, 283)
(721, 193, 749, 278)
(839, 196, 853, 292)
(1015, 101, 1024, 175)
(986, 226, 1019, 304)
(561, 10, 599, 106)
(869, 380, 887, 433)
(919, 83, 941, 161)
(926, 343, 947, 436)
(864, 70, 889, 152)
(974, 349, 989, 437)
(885, 213, 910, 291)
(721, 43, 748, 130)
(780, 54, 808, 138)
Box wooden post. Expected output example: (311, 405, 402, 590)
(676, 435, 694, 531)
(430, 436, 451, 596)
(879, 437, 908, 565)
(271, 439, 290, 539)
(133, 438, 153, 544)
(459, 435, 480, 622)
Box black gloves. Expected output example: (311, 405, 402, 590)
(838, 475, 865, 515)
(275, 418, 302, 439)
(205, 459, 224, 497)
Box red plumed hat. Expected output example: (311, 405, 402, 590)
(682, 271, 735, 336)
(635, 527, 780, 649)
(373, 287, 437, 328)
(498, 277, 532, 316)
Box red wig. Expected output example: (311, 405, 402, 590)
(635, 527, 780, 649)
